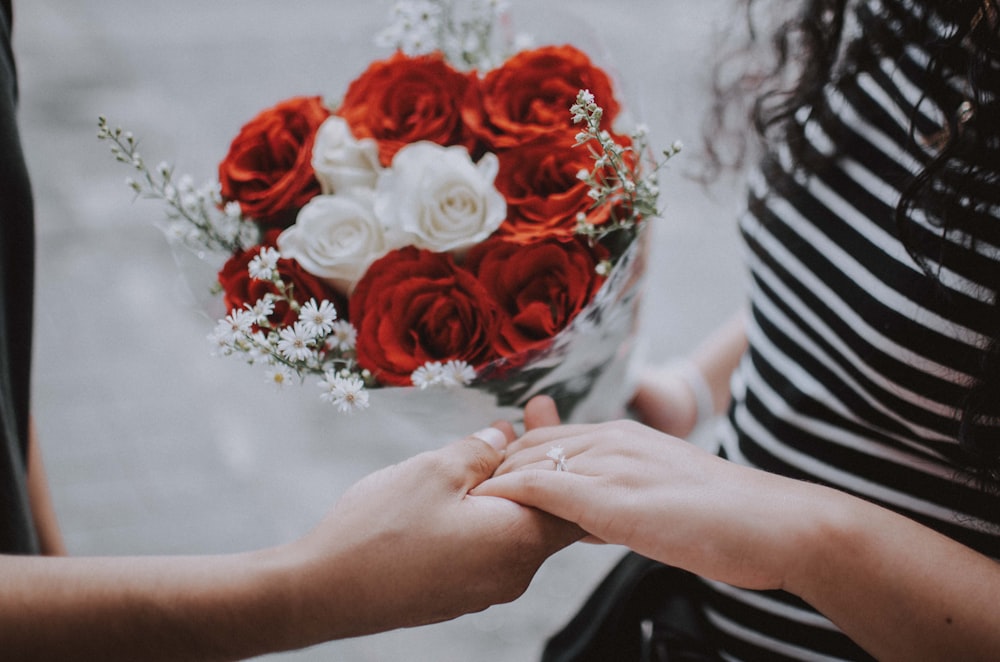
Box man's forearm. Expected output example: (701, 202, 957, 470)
(0, 548, 306, 661)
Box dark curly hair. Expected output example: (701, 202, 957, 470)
(710, 0, 1000, 490)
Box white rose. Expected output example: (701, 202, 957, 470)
(277, 192, 386, 294)
(311, 116, 382, 195)
(374, 142, 506, 254)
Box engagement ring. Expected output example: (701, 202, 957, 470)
(546, 446, 568, 472)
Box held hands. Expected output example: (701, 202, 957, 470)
(475, 397, 822, 593)
(282, 418, 581, 642)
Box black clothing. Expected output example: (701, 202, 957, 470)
(0, 0, 40, 554)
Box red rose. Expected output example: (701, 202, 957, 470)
(493, 135, 613, 243)
(467, 237, 607, 356)
(217, 243, 342, 328)
(463, 45, 620, 150)
(349, 247, 503, 386)
(218, 96, 330, 228)
(337, 52, 479, 166)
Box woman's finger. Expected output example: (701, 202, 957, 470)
(495, 444, 577, 475)
(503, 422, 602, 456)
(472, 470, 592, 527)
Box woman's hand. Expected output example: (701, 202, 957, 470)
(630, 365, 702, 437)
(475, 398, 1000, 661)
(474, 403, 824, 593)
(631, 310, 748, 437)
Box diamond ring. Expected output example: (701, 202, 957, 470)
(546, 446, 569, 472)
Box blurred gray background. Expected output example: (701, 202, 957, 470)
(17, 1, 746, 660)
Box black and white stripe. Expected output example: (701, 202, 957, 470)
(702, 0, 1000, 658)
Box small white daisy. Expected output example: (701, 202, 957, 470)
(219, 309, 255, 340)
(441, 360, 476, 387)
(245, 331, 273, 364)
(319, 373, 370, 413)
(276, 322, 315, 362)
(207, 321, 237, 356)
(411, 361, 445, 389)
(247, 297, 275, 325)
(298, 299, 338, 338)
(325, 320, 358, 353)
(265, 365, 295, 389)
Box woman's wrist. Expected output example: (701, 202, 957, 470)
(669, 359, 716, 431)
(775, 481, 867, 599)
(631, 367, 699, 436)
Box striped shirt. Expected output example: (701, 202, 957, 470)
(702, 1, 1000, 659)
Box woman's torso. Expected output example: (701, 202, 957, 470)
(706, 0, 1000, 658)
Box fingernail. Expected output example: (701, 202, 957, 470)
(471, 427, 507, 451)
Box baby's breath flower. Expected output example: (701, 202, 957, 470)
(248, 247, 280, 281)
(176, 174, 194, 192)
(163, 221, 188, 243)
(98, 118, 254, 254)
(569, 88, 678, 251)
(375, 0, 511, 70)
(236, 223, 260, 251)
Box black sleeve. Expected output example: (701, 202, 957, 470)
(0, 1, 41, 555)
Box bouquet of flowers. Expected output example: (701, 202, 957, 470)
(98, 0, 676, 425)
